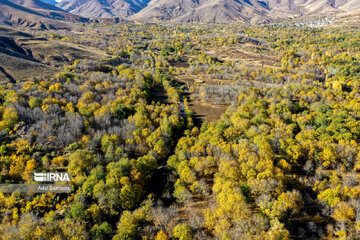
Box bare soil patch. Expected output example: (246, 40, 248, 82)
(189, 101, 228, 126)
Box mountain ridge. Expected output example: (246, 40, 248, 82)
(57, 0, 151, 18)
(1, 0, 359, 25)
(0, 0, 88, 30)
(54, 0, 360, 23)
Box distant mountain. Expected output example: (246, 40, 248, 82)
(130, 0, 270, 23)
(56, 0, 359, 23)
(2, 0, 359, 25)
(57, 0, 151, 18)
(8, 0, 66, 12)
(0, 0, 88, 29)
(130, 0, 360, 23)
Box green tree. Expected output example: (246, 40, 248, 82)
(173, 223, 192, 240)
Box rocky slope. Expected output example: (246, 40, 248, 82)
(131, 0, 360, 23)
(2, 0, 360, 24)
(57, 0, 151, 18)
(0, 25, 109, 82)
(0, 0, 88, 29)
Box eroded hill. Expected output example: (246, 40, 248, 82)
(0, 26, 109, 82)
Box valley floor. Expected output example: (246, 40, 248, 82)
(0, 21, 359, 239)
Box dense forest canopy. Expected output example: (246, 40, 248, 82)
(0, 21, 360, 239)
